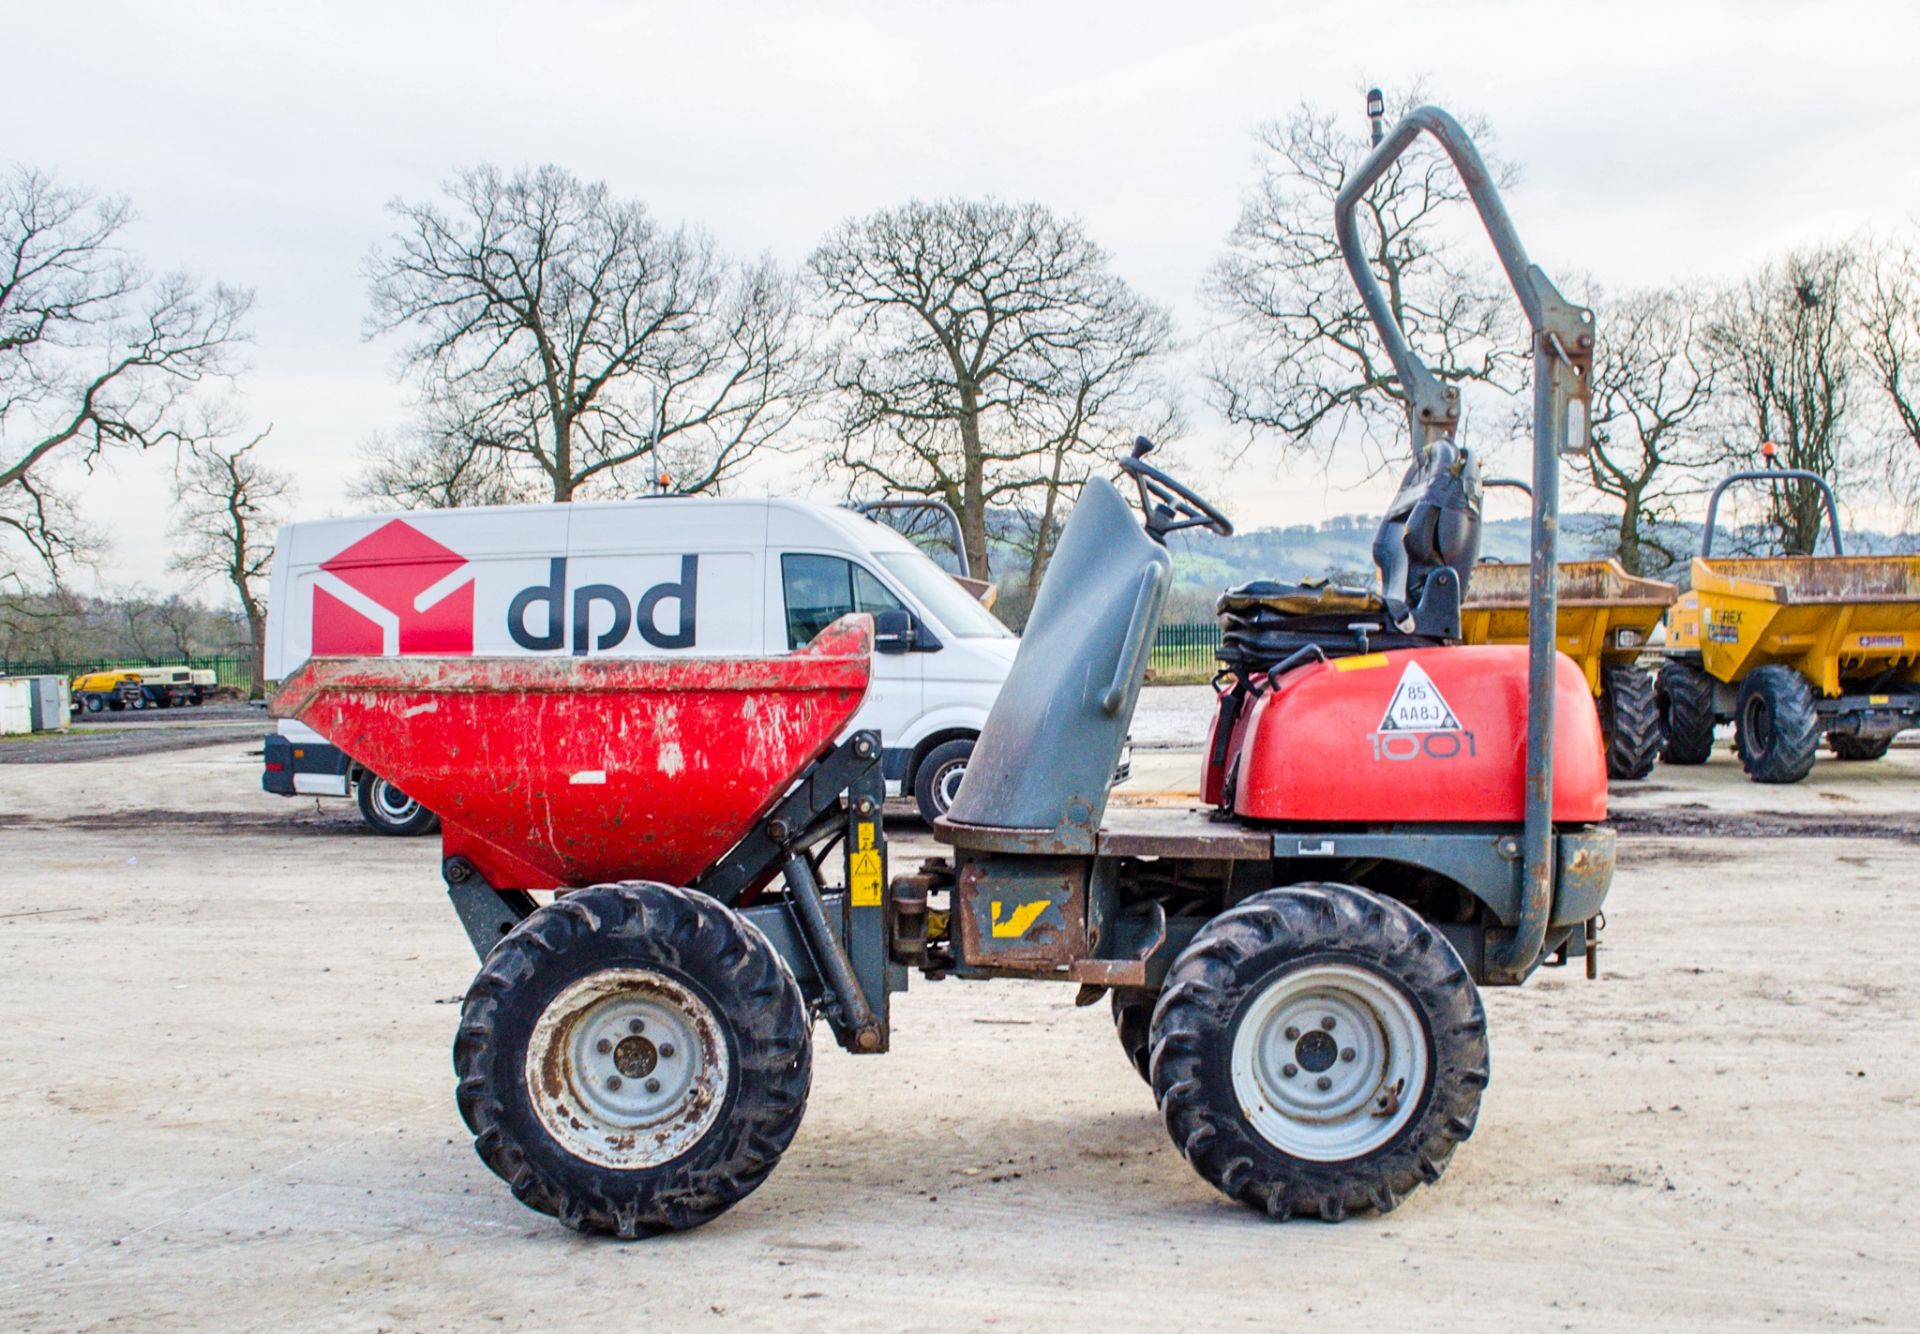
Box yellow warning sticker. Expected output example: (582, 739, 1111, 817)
(1334, 653, 1390, 672)
(850, 821, 882, 906)
(1871, 694, 1891, 705)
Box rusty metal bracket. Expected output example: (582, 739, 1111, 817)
(443, 856, 538, 961)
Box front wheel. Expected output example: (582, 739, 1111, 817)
(83, 694, 104, 714)
(913, 738, 975, 825)
(455, 882, 813, 1237)
(1151, 883, 1487, 1221)
(356, 774, 441, 836)
(1735, 666, 1819, 784)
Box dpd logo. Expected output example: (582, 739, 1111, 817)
(311, 520, 475, 656)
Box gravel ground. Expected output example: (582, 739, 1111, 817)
(1, 744, 1917, 1328)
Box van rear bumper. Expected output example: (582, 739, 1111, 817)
(263, 732, 352, 798)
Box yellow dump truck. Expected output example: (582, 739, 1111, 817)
(1462, 557, 1677, 779)
(69, 666, 217, 714)
(1657, 467, 1920, 782)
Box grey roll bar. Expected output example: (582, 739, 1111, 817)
(1701, 468, 1844, 558)
(1334, 104, 1595, 984)
(855, 499, 973, 577)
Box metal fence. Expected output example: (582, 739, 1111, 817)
(0, 653, 254, 691)
(1148, 622, 1222, 677)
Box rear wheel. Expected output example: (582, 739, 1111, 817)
(1735, 666, 1819, 784)
(1111, 989, 1155, 1082)
(1656, 660, 1716, 765)
(1827, 733, 1893, 761)
(1151, 883, 1487, 1221)
(83, 694, 104, 714)
(356, 774, 441, 836)
(455, 881, 812, 1237)
(913, 738, 975, 825)
(1599, 665, 1661, 780)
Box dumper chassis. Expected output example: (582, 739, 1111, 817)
(274, 104, 1616, 1237)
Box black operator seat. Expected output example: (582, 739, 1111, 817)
(1216, 440, 1484, 672)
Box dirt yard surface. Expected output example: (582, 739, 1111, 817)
(3, 744, 1918, 1330)
(0, 702, 266, 765)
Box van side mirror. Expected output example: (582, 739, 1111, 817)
(873, 608, 916, 655)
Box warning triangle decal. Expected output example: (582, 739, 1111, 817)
(1377, 662, 1461, 732)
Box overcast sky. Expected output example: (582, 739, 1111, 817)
(11, 0, 1920, 597)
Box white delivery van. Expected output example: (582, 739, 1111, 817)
(260, 496, 1026, 833)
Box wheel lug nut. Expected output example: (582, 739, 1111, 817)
(659, 1043, 675, 1059)
(1281, 1063, 1298, 1078)
(628, 1019, 645, 1035)
(1284, 1026, 1300, 1041)
(596, 1039, 612, 1054)
(1320, 1017, 1335, 1031)
(645, 1078, 661, 1094)
(1341, 1047, 1356, 1062)
(1316, 1076, 1332, 1091)
(607, 1075, 623, 1090)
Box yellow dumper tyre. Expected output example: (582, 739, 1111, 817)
(1656, 661, 1717, 766)
(1827, 733, 1893, 762)
(1734, 666, 1819, 784)
(1599, 666, 1661, 781)
(1111, 989, 1155, 1083)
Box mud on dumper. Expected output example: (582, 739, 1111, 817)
(272, 104, 1616, 1237)
(1658, 461, 1920, 782)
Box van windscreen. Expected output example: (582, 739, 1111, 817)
(877, 551, 1013, 639)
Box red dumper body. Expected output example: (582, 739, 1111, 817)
(272, 616, 873, 891)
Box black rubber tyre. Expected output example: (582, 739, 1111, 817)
(108, 698, 125, 712)
(1735, 665, 1819, 784)
(153, 692, 171, 709)
(356, 773, 442, 836)
(455, 882, 812, 1238)
(127, 692, 145, 711)
(1151, 883, 1487, 1221)
(913, 738, 975, 825)
(1655, 659, 1717, 765)
(83, 694, 104, 714)
(1599, 665, 1661, 781)
(1111, 989, 1155, 1083)
(1827, 732, 1893, 761)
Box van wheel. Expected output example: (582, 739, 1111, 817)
(913, 739, 974, 825)
(357, 774, 442, 836)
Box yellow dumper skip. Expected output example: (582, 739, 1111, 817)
(1666, 555, 1920, 698)
(1462, 559, 1678, 695)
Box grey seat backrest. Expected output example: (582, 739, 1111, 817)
(1373, 439, 1483, 621)
(944, 476, 1169, 852)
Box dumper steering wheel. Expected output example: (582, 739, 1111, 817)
(1118, 437, 1234, 541)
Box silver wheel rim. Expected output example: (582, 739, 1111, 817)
(931, 760, 967, 814)
(525, 968, 729, 1170)
(371, 779, 420, 823)
(1230, 962, 1428, 1162)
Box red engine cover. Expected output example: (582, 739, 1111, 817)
(1231, 646, 1607, 824)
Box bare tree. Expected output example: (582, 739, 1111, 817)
(1856, 230, 1920, 526)
(1569, 286, 1724, 576)
(810, 198, 1176, 580)
(1707, 245, 1857, 554)
(1, 166, 251, 584)
(1204, 87, 1523, 471)
(170, 427, 290, 696)
(363, 164, 810, 507)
